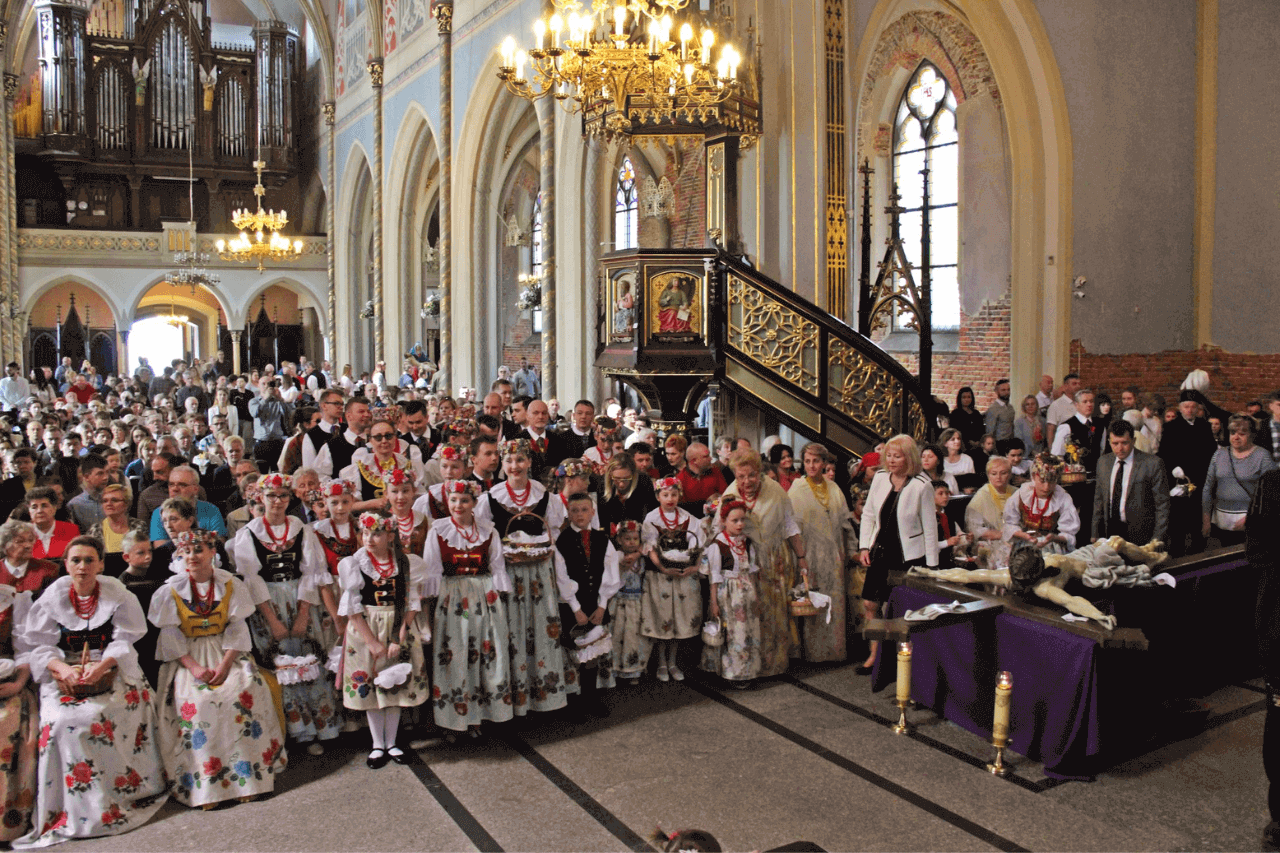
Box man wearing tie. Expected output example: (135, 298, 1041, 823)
(1092, 419, 1170, 545)
(398, 400, 435, 459)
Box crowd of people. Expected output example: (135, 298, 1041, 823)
(0, 352, 1268, 846)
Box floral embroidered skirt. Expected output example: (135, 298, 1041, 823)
(608, 595, 652, 679)
(700, 573, 762, 682)
(15, 677, 168, 849)
(640, 572, 702, 640)
(505, 559, 577, 715)
(247, 579, 341, 745)
(432, 576, 514, 732)
(0, 686, 38, 841)
(342, 605, 429, 711)
(157, 639, 286, 807)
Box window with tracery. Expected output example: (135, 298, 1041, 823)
(615, 157, 639, 250)
(893, 62, 959, 330)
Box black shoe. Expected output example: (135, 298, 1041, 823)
(388, 747, 411, 765)
(854, 664, 874, 675)
(366, 749, 390, 769)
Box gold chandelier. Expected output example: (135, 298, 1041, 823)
(216, 160, 303, 271)
(497, 0, 745, 139)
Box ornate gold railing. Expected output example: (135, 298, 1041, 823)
(719, 258, 931, 454)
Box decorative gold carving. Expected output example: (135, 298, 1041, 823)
(908, 396, 927, 443)
(726, 275, 819, 396)
(827, 338, 899, 438)
(648, 270, 703, 339)
(434, 1, 453, 34)
(825, 0, 847, 317)
(322, 101, 335, 126)
(0, 22, 7, 53)
(367, 60, 384, 88)
(19, 233, 161, 252)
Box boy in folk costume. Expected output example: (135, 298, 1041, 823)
(554, 493, 622, 716)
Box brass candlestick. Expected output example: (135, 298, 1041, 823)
(986, 670, 1013, 776)
(891, 641, 913, 735)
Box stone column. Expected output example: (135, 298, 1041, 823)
(535, 96, 556, 400)
(583, 137, 603, 403)
(368, 60, 385, 366)
(230, 330, 242, 375)
(323, 101, 337, 361)
(117, 329, 129, 375)
(1, 42, 15, 365)
(434, 0, 453, 393)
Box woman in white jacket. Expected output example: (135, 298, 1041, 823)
(856, 434, 939, 672)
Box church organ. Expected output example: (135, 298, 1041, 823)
(21, 0, 302, 230)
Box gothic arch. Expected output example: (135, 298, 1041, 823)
(125, 275, 233, 330)
(385, 102, 440, 359)
(21, 273, 127, 330)
(854, 0, 1073, 395)
(336, 143, 374, 372)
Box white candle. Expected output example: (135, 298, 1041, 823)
(992, 670, 1013, 748)
(895, 642, 912, 705)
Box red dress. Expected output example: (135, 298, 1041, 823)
(32, 521, 78, 562)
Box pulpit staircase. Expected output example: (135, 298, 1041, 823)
(595, 249, 934, 458)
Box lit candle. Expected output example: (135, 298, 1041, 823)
(701, 29, 715, 64)
(501, 36, 515, 68)
(992, 670, 1013, 748)
(614, 4, 626, 38)
(549, 14, 562, 48)
(215, 239, 225, 252)
(515, 50, 527, 81)
(567, 13, 579, 46)
(534, 19, 546, 51)
(683, 62, 694, 85)
(680, 22, 692, 61)
(895, 642, 912, 706)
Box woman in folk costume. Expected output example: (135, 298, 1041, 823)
(413, 446, 470, 522)
(422, 481, 513, 737)
(149, 530, 286, 809)
(787, 443, 855, 662)
(550, 459, 599, 541)
(340, 406, 427, 514)
(231, 472, 341, 755)
(700, 499, 763, 686)
(385, 468, 431, 557)
(474, 439, 576, 716)
(0, 580, 37, 842)
(15, 537, 168, 849)
(337, 514, 429, 767)
(1002, 453, 1081, 555)
(720, 448, 807, 678)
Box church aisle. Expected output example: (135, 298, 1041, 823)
(58, 661, 1266, 852)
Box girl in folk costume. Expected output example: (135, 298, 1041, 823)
(422, 481, 514, 737)
(148, 531, 286, 809)
(583, 417, 622, 475)
(608, 520, 651, 684)
(721, 448, 806, 678)
(1002, 453, 1081, 555)
(475, 439, 576, 715)
(15, 537, 169, 849)
(421, 418, 477, 490)
(640, 478, 702, 682)
(231, 473, 341, 755)
(340, 407, 426, 514)
(337, 514, 429, 767)
(311, 479, 359, 698)
(700, 500, 763, 686)
(550, 459, 599, 540)
(413, 446, 470, 522)
(386, 468, 431, 556)
(787, 443, 855, 663)
(0, 581, 37, 842)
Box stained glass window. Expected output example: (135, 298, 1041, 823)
(615, 157, 639, 250)
(893, 62, 960, 330)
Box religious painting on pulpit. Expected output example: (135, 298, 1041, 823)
(648, 271, 702, 342)
(609, 269, 638, 343)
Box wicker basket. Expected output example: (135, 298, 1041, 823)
(502, 509, 554, 565)
(701, 617, 725, 648)
(65, 643, 116, 697)
(789, 570, 825, 618)
(1059, 470, 1087, 484)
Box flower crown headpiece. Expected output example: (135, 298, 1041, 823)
(442, 479, 481, 498)
(321, 479, 356, 497)
(1031, 452, 1064, 484)
(304, 489, 323, 503)
(371, 405, 402, 425)
(610, 519, 641, 539)
(357, 512, 395, 533)
(173, 529, 219, 556)
(556, 459, 591, 479)
(719, 498, 748, 520)
(259, 472, 292, 492)
(439, 445, 470, 464)
(655, 477, 683, 495)
(444, 416, 477, 438)
(502, 438, 532, 459)
(385, 467, 417, 488)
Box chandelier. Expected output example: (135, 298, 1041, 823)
(166, 246, 221, 294)
(162, 300, 189, 328)
(215, 159, 304, 271)
(496, 0, 746, 139)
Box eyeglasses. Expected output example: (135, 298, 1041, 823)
(370, 433, 396, 441)
(263, 493, 290, 501)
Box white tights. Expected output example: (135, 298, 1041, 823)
(365, 707, 402, 750)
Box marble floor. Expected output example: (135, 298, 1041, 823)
(60, 660, 1268, 853)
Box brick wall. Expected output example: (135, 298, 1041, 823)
(1071, 341, 1279, 413)
(880, 290, 1013, 411)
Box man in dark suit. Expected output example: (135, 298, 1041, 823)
(1255, 390, 1280, 467)
(1092, 419, 1170, 545)
(1246, 468, 1280, 851)
(1158, 390, 1218, 556)
(525, 399, 574, 477)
